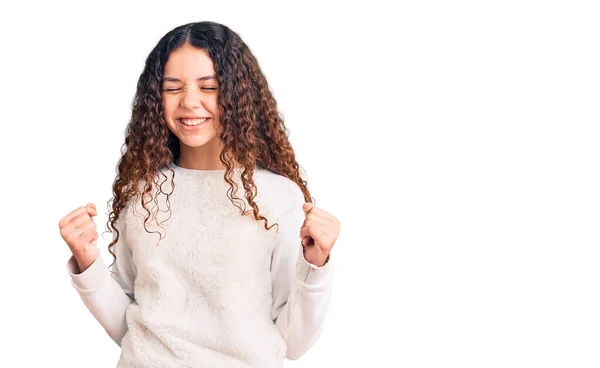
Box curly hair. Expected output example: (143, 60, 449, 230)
(104, 21, 314, 267)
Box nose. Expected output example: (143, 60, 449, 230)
(179, 87, 202, 109)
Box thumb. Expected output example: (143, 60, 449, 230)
(302, 202, 315, 214)
(85, 203, 97, 217)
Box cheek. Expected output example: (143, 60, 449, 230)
(162, 98, 176, 121)
(209, 97, 220, 118)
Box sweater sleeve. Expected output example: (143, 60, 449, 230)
(65, 208, 136, 346)
(270, 183, 334, 360)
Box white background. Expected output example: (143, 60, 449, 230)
(0, 0, 599, 367)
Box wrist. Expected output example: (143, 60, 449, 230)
(303, 250, 330, 267)
(74, 248, 99, 273)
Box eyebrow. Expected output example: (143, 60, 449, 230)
(161, 75, 217, 83)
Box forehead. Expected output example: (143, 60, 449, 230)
(163, 44, 215, 78)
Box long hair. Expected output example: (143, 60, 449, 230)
(105, 21, 313, 267)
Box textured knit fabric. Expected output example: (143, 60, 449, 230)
(66, 162, 333, 367)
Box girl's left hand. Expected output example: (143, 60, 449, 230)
(299, 203, 340, 267)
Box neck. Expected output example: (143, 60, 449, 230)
(176, 140, 241, 170)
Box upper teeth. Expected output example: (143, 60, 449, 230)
(180, 118, 208, 125)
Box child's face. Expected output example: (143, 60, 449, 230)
(161, 44, 221, 148)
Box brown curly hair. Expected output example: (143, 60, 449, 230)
(104, 21, 314, 267)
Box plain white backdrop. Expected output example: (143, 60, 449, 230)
(0, 0, 599, 367)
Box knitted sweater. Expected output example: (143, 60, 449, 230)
(66, 162, 333, 367)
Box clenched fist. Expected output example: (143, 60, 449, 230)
(299, 203, 340, 267)
(59, 203, 99, 273)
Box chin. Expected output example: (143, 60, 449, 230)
(179, 135, 217, 148)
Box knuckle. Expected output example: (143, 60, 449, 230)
(65, 233, 75, 245)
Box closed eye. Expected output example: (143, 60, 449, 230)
(162, 87, 217, 93)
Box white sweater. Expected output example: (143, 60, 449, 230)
(66, 162, 333, 367)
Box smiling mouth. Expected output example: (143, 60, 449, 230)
(178, 118, 210, 126)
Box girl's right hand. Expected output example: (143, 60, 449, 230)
(59, 203, 99, 273)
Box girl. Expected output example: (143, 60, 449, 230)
(58, 21, 339, 367)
